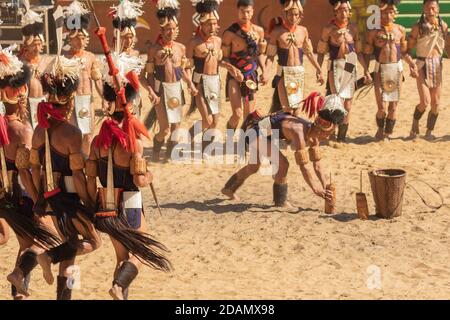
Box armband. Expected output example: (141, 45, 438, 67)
(130, 156, 147, 175)
(15, 146, 30, 169)
(294, 149, 309, 166)
(85, 159, 98, 178)
(308, 146, 322, 162)
(69, 153, 85, 171)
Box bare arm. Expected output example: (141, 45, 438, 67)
(312, 159, 327, 189)
(132, 139, 153, 188)
(18, 126, 38, 202)
(91, 56, 104, 97)
(264, 30, 277, 75)
(352, 25, 370, 79)
(180, 45, 197, 95)
(317, 27, 331, 69)
(143, 46, 159, 105)
(363, 31, 375, 71)
(445, 22, 450, 55)
(257, 27, 267, 77)
(304, 28, 324, 85)
(291, 127, 328, 199)
(221, 30, 233, 64)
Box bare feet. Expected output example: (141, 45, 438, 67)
(37, 252, 54, 285)
(274, 201, 294, 209)
(375, 128, 384, 141)
(109, 284, 124, 300)
(409, 131, 418, 140)
(13, 294, 28, 300)
(424, 130, 436, 141)
(221, 188, 240, 201)
(7, 270, 30, 297)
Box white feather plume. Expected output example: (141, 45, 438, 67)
(44, 55, 83, 81)
(112, 0, 144, 20)
(0, 45, 24, 79)
(156, 0, 180, 10)
(20, 5, 44, 27)
(64, 0, 90, 18)
(102, 52, 145, 87)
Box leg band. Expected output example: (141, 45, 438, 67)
(376, 116, 386, 129)
(18, 251, 38, 276)
(113, 261, 139, 290)
(273, 183, 288, 207)
(337, 124, 349, 142)
(47, 242, 78, 264)
(56, 276, 72, 300)
(414, 106, 425, 120)
(224, 173, 244, 193)
(385, 119, 396, 134)
(427, 112, 439, 131)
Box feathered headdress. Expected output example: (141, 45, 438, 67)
(40, 56, 82, 105)
(301, 92, 347, 131)
(20, 0, 45, 45)
(153, 0, 180, 27)
(102, 53, 145, 105)
(0, 45, 25, 82)
(328, 0, 352, 11)
(379, 0, 401, 11)
(0, 45, 30, 114)
(191, 0, 222, 27)
(110, 0, 144, 37)
(280, 0, 305, 11)
(99, 53, 148, 153)
(64, 0, 91, 38)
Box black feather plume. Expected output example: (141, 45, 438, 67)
(21, 22, 44, 37)
(196, 0, 220, 14)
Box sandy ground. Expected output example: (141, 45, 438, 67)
(0, 57, 449, 300)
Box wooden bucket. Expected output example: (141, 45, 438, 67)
(368, 169, 406, 219)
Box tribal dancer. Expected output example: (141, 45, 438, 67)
(87, 51, 171, 300)
(364, 0, 411, 140)
(317, 0, 371, 142)
(187, 0, 241, 152)
(265, 0, 325, 116)
(406, 0, 448, 140)
(8, 56, 101, 300)
(221, 92, 344, 207)
(63, 0, 104, 156)
(145, 0, 198, 162)
(222, 0, 267, 132)
(19, 1, 53, 129)
(0, 45, 60, 300)
(110, 0, 145, 116)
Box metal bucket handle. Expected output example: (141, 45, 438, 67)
(406, 179, 444, 211)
